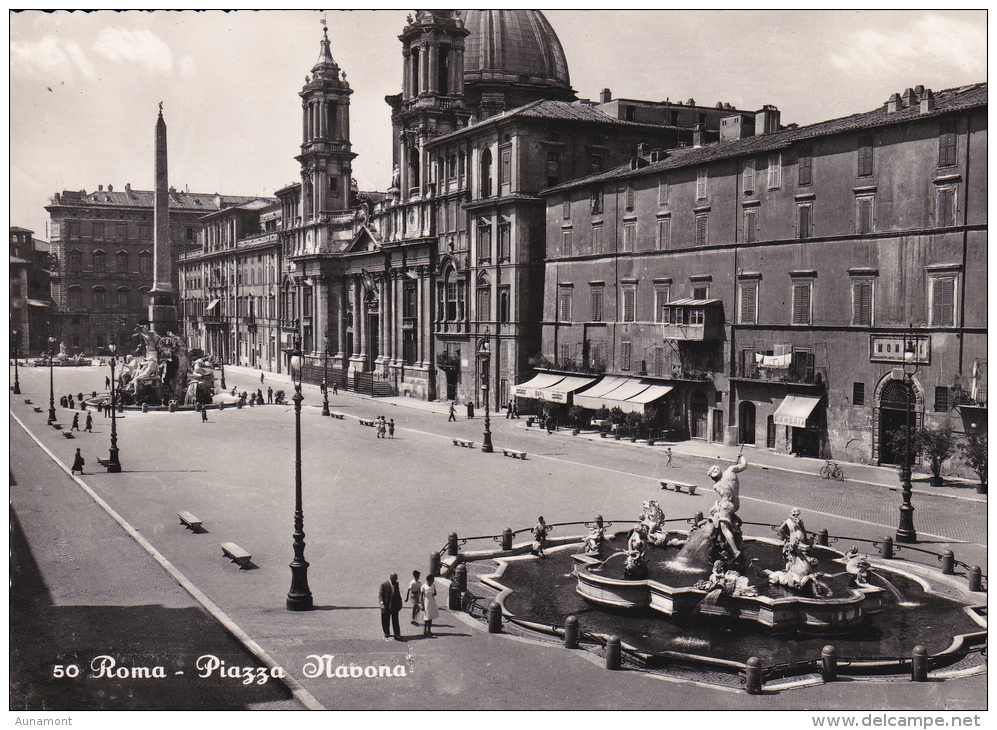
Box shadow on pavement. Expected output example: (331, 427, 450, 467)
(9, 505, 298, 711)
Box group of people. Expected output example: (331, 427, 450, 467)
(374, 415, 395, 439)
(378, 570, 439, 640)
(70, 411, 94, 433)
(230, 386, 270, 406)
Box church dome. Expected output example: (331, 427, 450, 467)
(459, 10, 571, 94)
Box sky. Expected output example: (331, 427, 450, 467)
(9, 9, 987, 241)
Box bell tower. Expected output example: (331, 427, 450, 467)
(388, 10, 471, 199)
(297, 24, 356, 224)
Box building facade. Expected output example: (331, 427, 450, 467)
(45, 185, 260, 355)
(10, 226, 53, 355)
(540, 83, 987, 468)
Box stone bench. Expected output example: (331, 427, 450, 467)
(220, 542, 252, 569)
(329, 412, 346, 420)
(502, 448, 527, 460)
(452, 438, 475, 448)
(359, 418, 376, 427)
(33, 407, 42, 413)
(178, 511, 203, 532)
(24, 399, 33, 404)
(660, 480, 697, 495)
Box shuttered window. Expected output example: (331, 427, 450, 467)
(592, 224, 603, 253)
(559, 288, 572, 322)
(744, 209, 757, 243)
(857, 136, 874, 177)
(743, 159, 754, 194)
(695, 213, 709, 247)
(591, 186, 603, 214)
(655, 286, 670, 322)
(623, 287, 636, 322)
(621, 341, 632, 371)
(657, 217, 670, 250)
(798, 145, 813, 186)
(625, 183, 635, 211)
(798, 203, 812, 239)
(852, 382, 865, 406)
(852, 280, 873, 326)
(792, 281, 812, 325)
(562, 196, 570, 219)
(739, 281, 758, 325)
(856, 196, 874, 234)
(623, 222, 635, 251)
(934, 386, 951, 413)
(768, 153, 782, 189)
(591, 286, 604, 322)
(696, 168, 708, 200)
(938, 120, 957, 167)
(937, 187, 956, 227)
(658, 176, 669, 205)
(930, 277, 956, 326)
(562, 229, 572, 256)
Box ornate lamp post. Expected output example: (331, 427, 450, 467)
(479, 337, 494, 453)
(321, 329, 330, 417)
(12, 329, 21, 395)
(219, 361, 226, 391)
(896, 331, 918, 543)
(286, 334, 313, 611)
(47, 336, 57, 424)
(106, 342, 122, 473)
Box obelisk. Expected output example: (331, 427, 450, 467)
(148, 103, 177, 335)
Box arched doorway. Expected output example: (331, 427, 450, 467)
(690, 389, 709, 439)
(739, 401, 756, 445)
(877, 378, 921, 465)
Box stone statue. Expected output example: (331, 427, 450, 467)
(695, 560, 758, 599)
(623, 526, 648, 579)
(754, 536, 831, 597)
(531, 516, 550, 557)
(390, 164, 401, 190)
(581, 522, 605, 555)
(639, 500, 671, 546)
(777, 508, 810, 546)
(843, 547, 872, 586)
(707, 449, 747, 562)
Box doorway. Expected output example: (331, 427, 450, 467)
(445, 370, 458, 401)
(877, 379, 919, 465)
(739, 401, 757, 445)
(690, 390, 709, 439)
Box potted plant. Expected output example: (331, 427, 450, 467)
(625, 411, 642, 442)
(568, 405, 586, 435)
(918, 423, 956, 487)
(609, 407, 625, 440)
(962, 433, 987, 494)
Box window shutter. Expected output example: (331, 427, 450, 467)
(743, 159, 754, 193)
(799, 205, 811, 239)
(768, 153, 781, 188)
(939, 121, 957, 167)
(624, 288, 635, 322)
(744, 209, 756, 243)
(853, 282, 872, 326)
(793, 282, 811, 324)
(696, 168, 707, 200)
(695, 214, 708, 246)
(938, 188, 955, 226)
(624, 222, 635, 251)
(560, 290, 571, 321)
(621, 341, 632, 371)
(591, 288, 603, 321)
(857, 198, 873, 234)
(658, 177, 668, 205)
(658, 218, 670, 250)
(562, 229, 572, 256)
(858, 137, 873, 176)
(740, 282, 757, 324)
(932, 278, 955, 326)
(562, 197, 570, 219)
(798, 146, 812, 186)
(626, 183, 635, 210)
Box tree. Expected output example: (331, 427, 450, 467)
(961, 433, 987, 494)
(918, 423, 957, 487)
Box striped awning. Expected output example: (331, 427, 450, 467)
(773, 395, 822, 427)
(539, 376, 597, 403)
(574, 377, 673, 413)
(514, 373, 565, 399)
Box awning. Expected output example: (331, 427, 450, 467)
(514, 373, 566, 399)
(626, 384, 674, 405)
(773, 395, 822, 427)
(540, 375, 597, 403)
(572, 376, 633, 410)
(27, 299, 51, 307)
(206, 299, 220, 312)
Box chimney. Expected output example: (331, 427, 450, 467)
(755, 105, 781, 135)
(720, 114, 753, 142)
(125, 183, 132, 194)
(98, 184, 103, 191)
(919, 89, 935, 113)
(636, 142, 649, 158)
(600, 88, 612, 104)
(886, 93, 901, 113)
(692, 124, 703, 148)
(108, 184, 113, 192)
(901, 87, 916, 107)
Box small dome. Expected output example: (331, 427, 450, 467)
(460, 10, 571, 92)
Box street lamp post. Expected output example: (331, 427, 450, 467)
(106, 342, 122, 473)
(12, 329, 21, 394)
(321, 330, 330, 417)
(896, 331, 918, 543)
(47, 336, 57, 424)
(479, 338, 493, 453)
(286, 334, 313, 611)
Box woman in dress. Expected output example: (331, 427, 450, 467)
(422, 575, 439, 637)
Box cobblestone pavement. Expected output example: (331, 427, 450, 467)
(8, 364, 988, 711)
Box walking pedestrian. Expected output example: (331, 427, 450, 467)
(332, 382, 338, 396)
(666, 447, 673, 468)
(105, 376, 110, 389)
(71, 413, 80, 431)
(257, 388, 264, 405)
(378, 573, 403, 640)
(466, 401, 473, 419)
(70, 448, 85, 475)
(388, 419, 395, 439)
(506, 399, 513, 419)
(260, 371, 265, 384)
(448, 402, 456, 422)
(406, 570, 423, 626)
(267, 386, 273, 404)
(84, 413, 93, 432)
(201, 407, 208, 423)
(422, 575, 439, 638)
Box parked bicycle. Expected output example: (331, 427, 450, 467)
(820, 460, 844, 481)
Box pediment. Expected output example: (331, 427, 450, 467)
(345, 225, 382, 253)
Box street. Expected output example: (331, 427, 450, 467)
(9, 363, 988, 711)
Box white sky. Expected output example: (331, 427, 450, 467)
(9, 9, 987, 241)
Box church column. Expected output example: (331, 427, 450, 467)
(377, 274, 387, 365)
(337, 279, 347, 358)
(427, 42, 438, 95)
(420, 46, 429, 96)
(302, 102, 309, 144)
(402, 49, 411, 101)
(392, 271, 402, 364)
(315, 277, 329, 358)
(353, 276, 364, 360)
(454, 47, 464, 96)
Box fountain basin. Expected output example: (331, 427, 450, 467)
(575, 537, 884, 635)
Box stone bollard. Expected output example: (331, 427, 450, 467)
(429, 551, 441, 577)
(195, 402, 202, 412)
(694, 511, 704, 525)
(817, 529, 829, 547)
(968, 566, 982, 592)
(237, 400, 243, 409)
(940, 550, 955, 575)
(448, 532, 459, 557)
(449, 579, 462, 611)
(745, 656, 763, 694)
(501, 528, 513, 551)
(142, 403, 149, 413)
(911, 645, 928, 682)
(880, 536, 894, 559)
(594, 515, 604, 529)
(821, 645, 837, 683)
(455, 563, 467, 592)
(487, 601, 502, 633)
(564, 616, 579, 649)
(605, 635, 621, 670)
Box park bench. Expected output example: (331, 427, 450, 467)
(359, 418, 375, 427)
(220, 542, 252, 569)
(660, 480, 697, 495)
(33, 407, 42, 413)
(452, 438, 475, 448)
(329, 412, 345, 420)
(178, 511, 203, 532)
(502, 448, 527, 460)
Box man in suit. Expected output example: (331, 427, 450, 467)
(378, 573, 403, 640)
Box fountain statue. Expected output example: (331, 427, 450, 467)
(752, 512, 832, 598)
(581, 518, 605, 556)
(695, 559, 758, 600)
(674, 448, 748, 571)
(56, 341, 68, 361)
(113, 324, 204, 407)
(842, 547, 872, 587)
(623, 526, 649, 579)
(778, 508, 810, 545)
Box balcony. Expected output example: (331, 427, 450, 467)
(733, 360, 828, 387)
(659, 300, 725, 341)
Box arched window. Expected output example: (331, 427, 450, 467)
(476, 274, 492, 322)
(138, 250, 152, 274)
(92, 287, 106, 309)
(116, 287, 129, 309)
(68, 249, 82, 273)
(442, 266, 465, 321)
(67, 287, 82, 309)
(480, 149, 492, 198)
(92, 249, 106, 272)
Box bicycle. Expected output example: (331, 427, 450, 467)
(820, 460, 844, 481)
